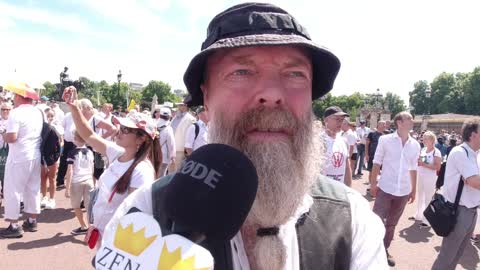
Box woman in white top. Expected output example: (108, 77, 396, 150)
(62, 86, 161, 247)
(410, 131, 442, 227)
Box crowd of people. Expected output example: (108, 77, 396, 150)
(0, 2, 479, 270)
(322, 105, 480, 268)
(0, 94, 209, 238)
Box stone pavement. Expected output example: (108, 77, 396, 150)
(0, 174, 479, 270)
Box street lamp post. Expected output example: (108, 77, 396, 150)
(117, 70, 122, 97)
(425, 86, 431, 115)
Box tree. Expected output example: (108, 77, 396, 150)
(383, 92, 406, 117)
(462, 67, 480, 115)
(409, 80, 429, 115)
(42, 81, 57, 98)
(141, 80, 181, 106)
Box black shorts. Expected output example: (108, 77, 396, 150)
(350, 153, 358, 161)
(94, 167, 104, 180)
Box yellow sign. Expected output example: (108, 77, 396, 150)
(127, 99, 136, 111)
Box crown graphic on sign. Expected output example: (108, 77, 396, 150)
(157, 242, 209, 270)
(114, 223, 157, 256)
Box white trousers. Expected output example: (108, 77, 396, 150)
(4, 157, 41, 221)
(415, 172, 437, 224)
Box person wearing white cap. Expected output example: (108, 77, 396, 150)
(156, 107, 175, 177)
(0, 93, 43, 238)
(184, 106, 209, 155)
(60, 86, 162, 246)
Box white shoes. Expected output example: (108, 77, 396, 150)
(40, 197, 49, 208)
(44, 198, 56, 210)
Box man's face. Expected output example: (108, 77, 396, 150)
(201, 45, 319, 228)
(201, 45, 313, 142)
(398, 114, 414, 132)
(81, 106, 93, 119)
(341, 119, 350, 132)
(178, 104, 188, 113)
(377, 122, 386, 131)
(325, 115, 345, 133)
(1, 106, 11, 119)
(102, 104, 111, 114)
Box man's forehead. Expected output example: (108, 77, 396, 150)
(209, 45, 312, 66)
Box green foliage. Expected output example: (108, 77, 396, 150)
(409, 67, 480, 116)
(41, 78, 181, 111)
(312, 91, 406, 120)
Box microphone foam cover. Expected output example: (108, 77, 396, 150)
(164, 144, 258, 241)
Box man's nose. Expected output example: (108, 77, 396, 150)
(254, 73, 285, 107)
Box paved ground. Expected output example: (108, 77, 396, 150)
(0, 174, 479, 270)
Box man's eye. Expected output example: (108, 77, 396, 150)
(231, 69, 251, 76)
(288, 71, 306, 78)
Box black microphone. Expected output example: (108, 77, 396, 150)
(163, 143, 258, 242)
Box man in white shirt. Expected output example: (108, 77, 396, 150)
(0, 93, 43, 238)
(370, 111, 421, 267)
(185, 106, 209, 155)
(169, 102, 195, 173)
(50, 101, 65, 126)
(103, 3, 387, 269)
(157, 108, 175, 177)
(57, 112, 76, 188)
(342, 119, 358, 179)
(355, 120, 370, 176)
(323, 107, 352, 187)
(432, 119, 480, 269)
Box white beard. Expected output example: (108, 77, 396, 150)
(208, 106, 326, 270)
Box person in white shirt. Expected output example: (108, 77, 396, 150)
(50, 101, 65, 126)
(102, 3, 388, 269)
(61, 86, 161, 247)
(99, 103, 116, 142)
(168, 102, 195, 173)
(156, 108, 175, 177)
(432, 120, 480, 269)
(355, 120, 370, 176)
(408, 131, 441, 228)
(0, 93, 43, 238)
(77, 99, 117, 181)
(323, 106, 352, 187)
(185, 106, 209, 155)
(0, 102, 11, 208)
(342, 119, 358, 179)
(64, 130, 94, 235)
(57, 112, 76, 188)
(370, 111, 421, 267)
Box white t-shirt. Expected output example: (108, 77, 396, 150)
(356, 127, 370, 145)
(105, 179, 388, 270)
(417, 147, 441, 178)
(324, 134, 349, 184)
(157, 119, 176, 165)
(0, 118, 8, 146)
(6, 104, 43, 162)
(92, 140, 155, 234)
(442, 143, 480, 208)
(62, 113, 75, 142)
(184, 120, 208, 151)
(342, 130, 357, 155)
(67, 146, 94, 184)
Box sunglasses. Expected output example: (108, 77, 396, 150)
(1, 109, 10, 112)
(119, 126, 144, 136)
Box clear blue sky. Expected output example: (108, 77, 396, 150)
(1, 0, 479, 105)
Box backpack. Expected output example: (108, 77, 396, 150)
(40, 121, 61, 166)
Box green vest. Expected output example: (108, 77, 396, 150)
(152, 175, 352, 270)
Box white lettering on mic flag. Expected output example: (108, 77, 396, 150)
(96, 211, 214, 270)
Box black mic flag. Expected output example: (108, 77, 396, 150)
(164, 143, 258, 242)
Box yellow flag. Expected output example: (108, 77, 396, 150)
(127, 99, 136, 111)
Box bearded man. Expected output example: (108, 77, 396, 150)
(103, 3, 387, 269)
